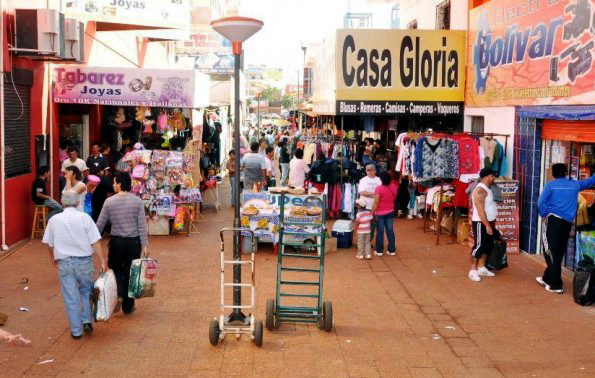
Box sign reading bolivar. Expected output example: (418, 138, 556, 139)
(335, 29, 465, 116)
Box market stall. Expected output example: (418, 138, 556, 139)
(118, 148, 202, 236)
(240, 190, 325, 251)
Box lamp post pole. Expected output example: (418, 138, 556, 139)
(211, 16, 263, 323)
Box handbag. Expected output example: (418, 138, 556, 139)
(128, 258, 158, 299)
(573, 256, 595, 306)
(485, 229, 508, 271)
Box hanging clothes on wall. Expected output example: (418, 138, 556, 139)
(456, 137, 480, 175)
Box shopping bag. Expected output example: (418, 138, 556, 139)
(128, 258, 158, 299)
(573, 256, 595, 306)
(485, 231, 508, 271)
(93, 270, 118, 322)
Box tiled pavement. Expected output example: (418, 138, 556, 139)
(1, 195, 595, 377)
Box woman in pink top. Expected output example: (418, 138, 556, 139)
(371, 171, 398, 256)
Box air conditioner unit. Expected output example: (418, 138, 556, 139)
(64, 18, 84, 62)
(15, 9, 65, 59)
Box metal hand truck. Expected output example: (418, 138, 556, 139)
(209, 228, 263, 346)
(265, 194, 333, 332)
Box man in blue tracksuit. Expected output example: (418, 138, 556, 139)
(537, 163, 595, 293)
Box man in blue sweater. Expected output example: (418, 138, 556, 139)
(537, 163, 595, 293)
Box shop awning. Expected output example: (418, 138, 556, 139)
(517, 106, 595, 121)
(52, 65, 210, 109)
(542, 120, 595, 143)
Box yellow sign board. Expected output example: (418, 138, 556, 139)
(335, 29, 466, 103)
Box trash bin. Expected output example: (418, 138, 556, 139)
(331, 220, 354, 248)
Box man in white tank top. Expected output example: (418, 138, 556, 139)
(469, 168, 498, 282)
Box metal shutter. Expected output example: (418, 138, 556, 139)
(4, 77, 32, 178)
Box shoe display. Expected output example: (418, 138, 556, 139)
(468, 270, 482, 282)
(478, 267, 495, 277)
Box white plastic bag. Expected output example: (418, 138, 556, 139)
(94, 269, 118, 322)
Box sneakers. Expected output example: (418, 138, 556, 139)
(355, 255, 364, 260)
(545, 285, 564, 294)
(468, 269, 482, 282)
(535, 276, 547, 287)
(374, 251, 383, 256)
(407, 214, 413, 220)
(387, 252, 396, 256)
(365, 254, 372, 260)
(477, 267, 495, 277)
(416, 214, 424, 219)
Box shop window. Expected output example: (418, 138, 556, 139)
(436, 0, 451, 30)
(471, 116, 484, 133)
(407, 20, 418, 29)
(4, 70, 32, 178)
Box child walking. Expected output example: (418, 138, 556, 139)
(353, 198, 373, 260)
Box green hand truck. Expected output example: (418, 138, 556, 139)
(265, 194, 333, 332)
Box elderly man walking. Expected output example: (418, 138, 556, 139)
(42, 190, 107, 340)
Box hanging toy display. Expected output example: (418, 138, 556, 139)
(158, 111, 168, 133)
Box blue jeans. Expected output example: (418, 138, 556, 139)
(44, 198, 63, 221)
(230, 176, 236, 206)
(56, 256, 94, 336)
(375, 212, 396, 254)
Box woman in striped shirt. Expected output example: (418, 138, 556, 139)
(96, 172, 148, 314)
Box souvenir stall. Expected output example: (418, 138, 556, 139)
(240, 189, 325, 251)
(52, 65, 210, 235)
(394, 131, 511, 245)
(118, 149, 202, 235)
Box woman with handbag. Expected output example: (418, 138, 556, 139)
(96, 172, 148, 314)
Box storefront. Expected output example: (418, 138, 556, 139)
(50, 64, 210, 234)
(466, 0, 595, 266)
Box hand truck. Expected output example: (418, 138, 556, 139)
(265, 194, 333, 332)
(209, 228, 263, 346)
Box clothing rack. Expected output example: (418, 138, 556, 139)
(403, 131, 510, 158)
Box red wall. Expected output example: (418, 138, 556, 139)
(1, 14, 148, 246)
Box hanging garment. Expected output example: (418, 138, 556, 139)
(419, 138, 459, 180)
(480, 137, 497, 168)
(452, 179, 470, 208)
(457, 138, 480, 175)
(362, 117, 374, 132)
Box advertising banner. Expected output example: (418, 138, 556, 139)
(334, 29, 466, 115)
(494, 179, 520, 254)
(467, 0, 595, 107)
(62, 0, 190, 29)
(52, 65, 196, 108)
(174, 25, 233, 74)
(467, 179, 520, 253)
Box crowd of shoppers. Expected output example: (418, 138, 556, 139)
(37, 142, 150, 340)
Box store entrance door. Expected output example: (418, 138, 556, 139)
(538, 120, 595, 270)
(59, 114, 90, 160)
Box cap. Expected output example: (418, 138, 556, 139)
(479, 167, 496, 178)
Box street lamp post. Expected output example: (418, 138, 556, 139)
(211, 16, 263, 323)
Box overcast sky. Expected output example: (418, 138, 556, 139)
(239, 0, 393, 75)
